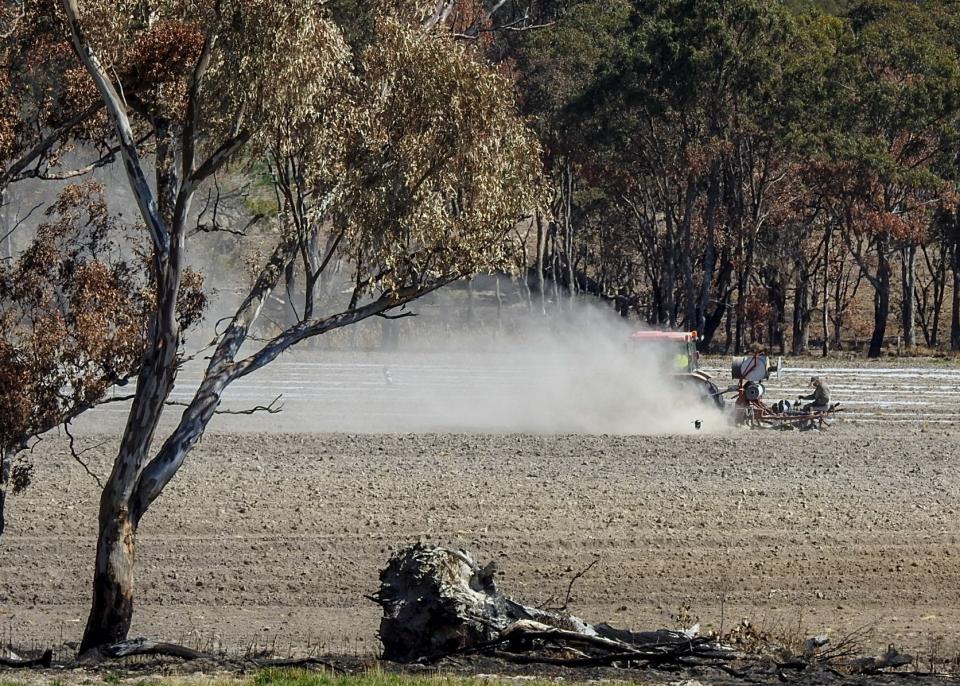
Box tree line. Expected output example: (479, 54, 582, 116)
(494, 0, 960, 357)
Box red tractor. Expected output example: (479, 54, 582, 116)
(628, 330, 723, 408)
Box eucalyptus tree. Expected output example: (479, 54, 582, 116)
(821, 1, 960, 357)
(60, 0, 541, 651)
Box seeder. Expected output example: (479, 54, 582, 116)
(722, 351, 842, 430)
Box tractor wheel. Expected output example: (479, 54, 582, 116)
(679, 375, 724, 409)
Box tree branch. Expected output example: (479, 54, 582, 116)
(189, 131, 251, 188)
(0, 102, 103, 188)
(63, 422, 105, 489)
(59, 0, 169, 257)
(182, 15, 219, 183)
(0, 202, 43, 245)
(15, 128, 155, 182)
(165, 394, 284, 415)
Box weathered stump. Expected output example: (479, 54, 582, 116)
(373, 543, 593, 662)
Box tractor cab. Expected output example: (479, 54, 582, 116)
(627, 330, 722, 407)
(627, 330, 701, 373)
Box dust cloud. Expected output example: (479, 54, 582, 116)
(368, 305, 725, 435)
(182, 301, 730, 436)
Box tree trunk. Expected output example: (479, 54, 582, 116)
(535, 211, 546, 315)
(734, 277, 747, 354)
(762, 268, 787, 356)
(494, 275, 503, 329)
(792, 269, 809, 355)
(373, 544, 707, 665)
(696, 168, 721, 337)
(0, 445, 15, 536)
(868, 236, 891, 359)
(80, 503, 136, 653)
(952, 244, 960, 351)
(900, 244, 916, 349)
(951, 218, 960, 351)
(821, 228, 831, 357)
(930, 267, 944, 348)
(550, 222, 561, 306)
(563, 164, 575, 301)
(661, 210, 676, 327)
(724, 303, 733, 353)
(465, 277, 474, 324)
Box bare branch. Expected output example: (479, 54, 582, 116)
(98, 394, 137, 405)
(235, 277, 456, 380)
(376, 310, 417, 320)
(164, 394, 284, 415)
(453, 19, 556, 40)
(560, 557, 599, 611)
(59, 0, 169, 256)
(189, 131, 251, 187)
(0, 202, 43, 245)
(16, 128, 155, 182)
(0, 102, 103, 188)
(63, 422, 105, 489)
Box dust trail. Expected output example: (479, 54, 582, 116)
(359, 304, 727, 435)
(74, 302, 728, 436)
(182, 303, 727, 435)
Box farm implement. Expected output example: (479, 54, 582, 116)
(628, 330, 841, 429)
(723, 350, 842, 429)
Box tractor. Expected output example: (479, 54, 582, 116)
(627, 330, 723, 408)
(627, 332, 841, 428)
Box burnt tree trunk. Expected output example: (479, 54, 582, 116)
(563, 163, 575, 300)
(952, 229, 960, 351)
(535, 211, 546, 315)
(373, 544, 724, 668)
(900, 244, 916, 350)
(821, 227, 831, 357)
(868, 235, 891, 359)
(374, 544, 592, 662)
(80, 506, 136, 652)
(0, 445, 15, 536)
(792, 267, 810, 355)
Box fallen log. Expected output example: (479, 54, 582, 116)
(372, 543, 732, 666)
(250, 656, 342, 671)
(100, 639, 208, 661)
(845, 644, 913, 674)
(0, 649, 52, 668)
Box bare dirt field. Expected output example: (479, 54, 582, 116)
(4, 420, 960, 663)
(3, 349, 960, 671)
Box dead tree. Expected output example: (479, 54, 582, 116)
(371, 544, 725, 667)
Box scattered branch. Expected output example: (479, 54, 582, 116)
(163, 394, 284, 415)
(249, 656, 343, 671)
(559, 556, 600, 611)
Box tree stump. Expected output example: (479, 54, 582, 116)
(373, 543, 594, 662)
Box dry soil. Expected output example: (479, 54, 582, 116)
(3, 423, 960, 663)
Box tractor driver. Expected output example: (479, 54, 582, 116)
(798, 376, 830, 412)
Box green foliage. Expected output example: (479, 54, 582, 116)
(781, 0, 852, 13)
